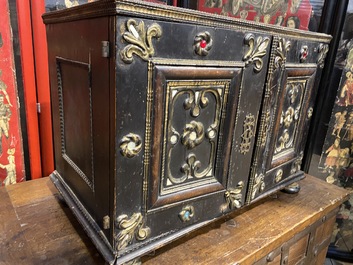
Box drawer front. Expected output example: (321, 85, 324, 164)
(114, 16, 271, 256)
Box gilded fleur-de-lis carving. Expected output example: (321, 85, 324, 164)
(243, 33, 270, 72)
(115, 213, 150, 251)
(181, 153, 202, 179)
(225, 181, 244, 209)
(274, 37, 291, 69)
(317, 43, 329, 68)
(120, 19, 162, 63)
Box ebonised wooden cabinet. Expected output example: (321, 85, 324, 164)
(42, 1, 331, 264)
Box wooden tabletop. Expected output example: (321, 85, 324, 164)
(0, 175, 350, 265)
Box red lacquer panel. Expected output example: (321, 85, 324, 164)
(198, 0, 312, 30)
(0, 0, 25, 185)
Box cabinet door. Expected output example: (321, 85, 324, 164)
(247, 37, 325, 203)
(47, 17, 111, 237)
(114, 17, 271, 259)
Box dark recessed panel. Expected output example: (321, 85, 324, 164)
(57, 57, 94, 190)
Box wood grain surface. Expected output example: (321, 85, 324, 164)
(0, 175, 349, 265)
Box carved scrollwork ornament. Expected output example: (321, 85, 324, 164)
(274, 37, 291, 69)
(251, 173, 265, 200)
(240, 114, 256, 154)
(120, 19, 162, 63)
(275, 169, 283, 183)
(120, 133, 142, 158)
(243, 33, 270, 72)
(179, 205, 195, 222)
(260, 110, 271, 147)
(194, 31, 213, 56)
(317, 43, 329, 68)
(115, 213, 150, 251)
(225, 181, 244, 209)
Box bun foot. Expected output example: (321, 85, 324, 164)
(282, 182, 300, 194)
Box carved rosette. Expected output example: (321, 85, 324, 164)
(274, 37, 291, 69)
(115, 213, 150, 251)
(307, 107, 313, 119)
(317, 43, 329, 68)
(120, 133, 142, 158)
(179, 205, 195, 222)
(240, 114, 256, 154)
(194, 31, 213, 56)
(181, 121, 204, 149)
(299, 45, 309, 63)
(120, 19, 162, 63)
(243, 33, 270, 72)
(225, 181, 244, 209)
(251, 173, 265, 200)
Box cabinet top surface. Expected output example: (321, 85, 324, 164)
(42, 0, 331, 42)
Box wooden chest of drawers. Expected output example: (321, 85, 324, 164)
(42, 1, 331, 264)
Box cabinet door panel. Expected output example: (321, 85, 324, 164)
(149, 64, 242, 209)
(269, 67, 317, 169)
(248, 66, 317, 202)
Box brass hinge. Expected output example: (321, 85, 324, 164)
(103, 215, 110, 229)
(102, 41, 110, 58)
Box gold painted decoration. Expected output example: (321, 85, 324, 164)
(243, 33, 270, 72)
(194, 31, 213, 56)
(179, 205, 195, 222)
(274, 37, 291, 69)
(251, 173, 265, 199)
(120, 19, 162, 63)
(240, 114, 256, 154)
(225, 181, 244, 209)
(260, 110, 271, 147)
(115, 213, 150, 251)
(317, 43, 329, 68)
(120, 133, 143, 158)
